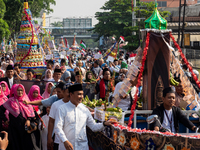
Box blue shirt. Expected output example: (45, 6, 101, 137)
(41, 95, 60, 107)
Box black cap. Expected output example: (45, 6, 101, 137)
(69, 84, 83, 93)
(54, 68, 61, 73)
(6, 65, 13, 71)
(163, 87, 175, 97)
(56, 82, 65, 90)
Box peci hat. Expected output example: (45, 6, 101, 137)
(6, 65, 13, 71)
(68, 83, 83, 93)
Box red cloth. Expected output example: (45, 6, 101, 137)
(0, 86, 8, 105)
(3, 84, 35, 119)
(99, 79, 106, 98)
(28, 85, 43, 112)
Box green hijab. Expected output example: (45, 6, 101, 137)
(85, 71, 96, 83)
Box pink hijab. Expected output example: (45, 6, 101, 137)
(42, 82, 54, 99)
(0, 86, 8, 106)
(0, 81, 10, 96)
(10, 84, 19, 98)
(28, 85, 43, 111)
(0, 70, 4, 78)
(3, 84, 35, 119)
(43, 69, 53, 81)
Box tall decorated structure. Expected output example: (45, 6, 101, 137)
(16, 2, 45, 71)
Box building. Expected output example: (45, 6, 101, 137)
(159, 4, 200, 48)
(50, 18, 99, 48)
(141, 0, 198, 7)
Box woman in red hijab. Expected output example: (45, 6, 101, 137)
(28, 85, 43, 114)
(0, 81, 10, 97)
(0, 84, 35, 150)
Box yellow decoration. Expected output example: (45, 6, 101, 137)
(24, 2, 28, 9)
(130, 137, 140, 150)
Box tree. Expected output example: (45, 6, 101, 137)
(0, 0, 10, 41)
(3, 0, 56, 37)
(93, 0, 170, 51)
(51, 21, 63, 27)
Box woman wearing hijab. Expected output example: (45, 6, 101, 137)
(60, 66, 66, 75)
(28, 85, 43, 114)
(0, 81, 10, 97)
(43, 69, 53, 81)
(0, 86, 8, 105)
(0, 69, 4, 78)
(0, 86, 9, 131)
(50, 86, 57, 96)
(53, 62, 60, 70)
(85, 71, 96, 84)
(42, 82, 54, 99)
(9, 84, 18, 98)
(0, 84, 35, 150)
(60, 70, 71, 83)
(84, 71, 97, 100)
(28, 85, 43, 149)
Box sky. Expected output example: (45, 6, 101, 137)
(46, 0, 108, 26)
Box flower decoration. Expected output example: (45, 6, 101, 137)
(113, 130, 118, 143)
(118, 132, 126, 146)
(163, 144, 175, 150)
(170, 33, 200, 89)
(145, 138, 156, 150)
(181, 148, 190, 150)
(130, 137, 140, 150)
(128, 32, 151, 127)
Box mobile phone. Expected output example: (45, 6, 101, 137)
(0, 133, 4, 139)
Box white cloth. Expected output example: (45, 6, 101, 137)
(49, 99, 65, 144)
(39, 114, 50, 150)
(113, 82, 136, 111)
(162, 109, 175, 133)
(54, 101, 104, 150)
(110, 66, 120, 73)
(48, 78, 61, 82)
(8, 77, 13, 88)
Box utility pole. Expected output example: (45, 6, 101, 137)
(181, 0, 187, 48)
(177, 0, 182, 45)
(132, 0, 136, 35)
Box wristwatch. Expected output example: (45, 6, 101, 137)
(103, 121, 106, 126)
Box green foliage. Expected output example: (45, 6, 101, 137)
(3, 0, 56, 37)
(0, 0, 10, 41)
(0, 0, 6, 19)
(93, 0, 170, 51)
(0, 19, 10, 41)
(51, 21, 63, 27)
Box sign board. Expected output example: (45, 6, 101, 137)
(184, 34, 190, 46)
(60, 51, 66, 56)
(46, 54, 53, 60)
(94, 54, 102, 59)
(107, 56, 114, 62)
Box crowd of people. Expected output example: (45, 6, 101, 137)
(0, 49, 199, 150)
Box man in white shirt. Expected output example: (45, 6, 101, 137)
(54, 84, 115, 150)
(40, 107, 50, 150)
(152, 87, 197, 133)
(0, 65, 16, 89)
(48, 82, 72, 150)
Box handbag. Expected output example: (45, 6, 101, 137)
(16, 99, 37, 133)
